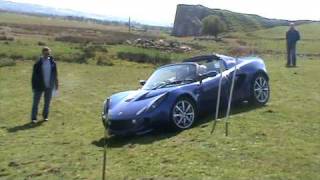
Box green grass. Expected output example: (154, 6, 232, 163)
(247, 23, 320, 55)
(1, 56, 320, 179)
(0, 36, 81, 60)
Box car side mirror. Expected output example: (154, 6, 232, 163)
(139, 80, 146, 86)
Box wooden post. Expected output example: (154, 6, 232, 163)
(128, 17, 131, 33)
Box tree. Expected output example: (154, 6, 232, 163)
(201, 15, 227, 39)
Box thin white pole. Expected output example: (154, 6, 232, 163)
(225, 58, 238, 136)
(102, 100, 109, 180)
(211, 60, 224, 134)
(102, 128, 107, 180)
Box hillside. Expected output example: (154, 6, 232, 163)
(0, 0, 125, 22)
(172, 4, 314, 36)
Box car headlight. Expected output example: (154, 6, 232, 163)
(135, 93, 168, 116)
(147, 93, 168, 112)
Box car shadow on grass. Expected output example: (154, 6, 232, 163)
(92, 102, 268, 148)
(7, 121, 45, 133)
(92, 129, 179, 148)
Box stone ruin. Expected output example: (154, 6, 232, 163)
(126, 38, 192, 53)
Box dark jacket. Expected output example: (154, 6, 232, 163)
(286, 29, 300, 48)
(32, 56, 58, 91)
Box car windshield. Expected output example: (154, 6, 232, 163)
(143, 64, 197, 90)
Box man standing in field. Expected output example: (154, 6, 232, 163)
(286, 22, 300, 67)
(31, 47, 58, 123)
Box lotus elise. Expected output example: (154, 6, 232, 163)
(101, 54, 270, 136)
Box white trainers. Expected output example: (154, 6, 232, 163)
(31, 119, 37, 124)
(44, 118, 49, 122)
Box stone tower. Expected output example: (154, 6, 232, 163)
(172, 4, 210, 37)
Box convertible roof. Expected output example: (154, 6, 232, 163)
(183, 54, 221, 63)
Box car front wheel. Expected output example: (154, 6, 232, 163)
(171, 97, 196, 130)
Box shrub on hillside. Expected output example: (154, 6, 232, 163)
(228, 46, 253, 57)
(82, 44, 108, 59)
(55, 35, 91, 44)
(9, 54, 23, 60)
(0, 53, 8, 58)
(54, 30, 154, 45)
(0, 35, 14, 41)
(95, 52, 113, 66)
(38, 41, 46, 46)
(55, 53, 88, 64)
(202, 15, 227, 39)
(0, 58, 16, 67)
(117, 51, 171, 65)
(236, 39, 247, 46)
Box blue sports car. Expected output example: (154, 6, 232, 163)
(102, 54, 270, 136)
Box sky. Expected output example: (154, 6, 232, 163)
(8, 0, 320, 26)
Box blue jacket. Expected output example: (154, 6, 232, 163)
(32, 56, 58, 91)
(286, 29, 300, 48)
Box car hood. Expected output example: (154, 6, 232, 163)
(108, 87, 176, 119)
(123, 88, 172, 102)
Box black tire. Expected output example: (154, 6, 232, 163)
(170, 97, 197, 130)
(249, 73, 270, 106)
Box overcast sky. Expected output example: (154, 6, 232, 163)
(9, 0, 320, 26)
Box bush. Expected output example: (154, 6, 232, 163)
(0, 53, 8, 58)
(0, 35, 14, 41)
(236, 39, 247, 46)
(117, 51, 171, 65)
(82, 44, 108, 59)
(95, 52, 113, 66)
(55, 35, 91, 44)
(0, 58, 16, 67)
(228, 46, 253, 57)
(55, 53, 88, 64)
(38, 41, 46, 46)
(202, 15, 227, 39)
(9, 54, 23, 60)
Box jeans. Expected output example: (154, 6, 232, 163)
(31, 88, 52, 120)
(287, 45, 297, 66)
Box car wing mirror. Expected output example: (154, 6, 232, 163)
(139, 80, 146, 86)
(206, 71, 218, 77)
(199, 71, 218, 80)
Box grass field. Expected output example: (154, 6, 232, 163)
(1, 56, 320, 180)
(0, 12, 320, 180)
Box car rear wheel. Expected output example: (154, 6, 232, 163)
(171, 97, 196, 130)
(250, 73, 270, 106)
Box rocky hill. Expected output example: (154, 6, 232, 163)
(172, 4, 313, 36)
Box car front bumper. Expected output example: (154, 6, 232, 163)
(102, 114, 155, 136)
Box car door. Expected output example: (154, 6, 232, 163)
(198, 61, 229, 112)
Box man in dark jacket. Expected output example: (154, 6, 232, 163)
(31, 47, 58, 123)
(286, 23, 300, 67)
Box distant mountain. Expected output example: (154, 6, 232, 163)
(172, 4, 315, 36)
(0, 0, 126, 22)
